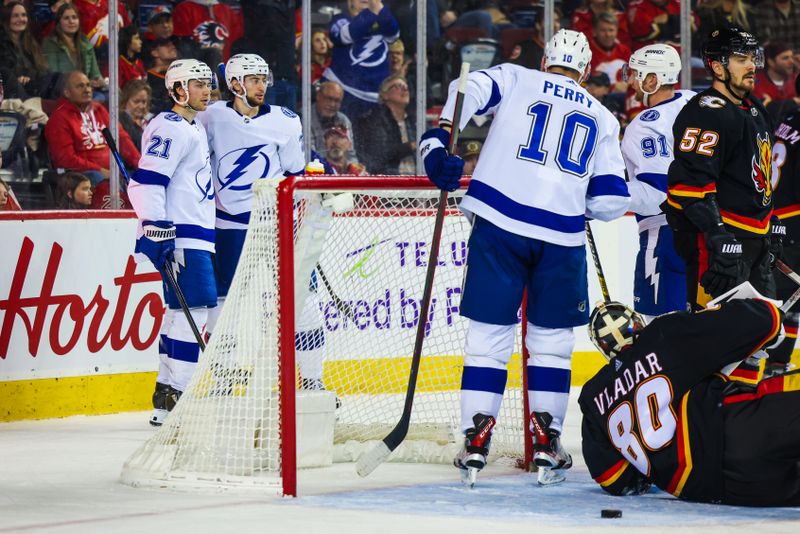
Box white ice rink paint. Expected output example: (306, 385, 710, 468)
(3, 390, 800, 534)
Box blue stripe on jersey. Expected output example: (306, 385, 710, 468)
(476, 72, 501, 116)
(461, 366, 508, 394)
(527, 365, 571, 393)
(587, 174, 629, 198)
(295, 328, 325, 351)
(216, 209, 250, 225)
(170, 339, 200, 363)
(133, 168, 170, 186)
(636, 172, 668, 193)
(467, 180, 585, 234)
(176, 224, 215, 243)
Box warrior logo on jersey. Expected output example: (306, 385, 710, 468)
(217, 145, 271, 191)
(193, 21, 229, 48)
(349, 35, 389, 67)
(751, 133, 773, 206)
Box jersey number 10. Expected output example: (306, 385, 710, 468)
(517, 101, 598, 177)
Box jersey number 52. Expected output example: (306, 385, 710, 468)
(678, 128, 718, 157)
(517, 101, 598, 177)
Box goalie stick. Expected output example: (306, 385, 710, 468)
(356, 62, 471, 477)
(101, 127, 206, 351)
(776, 260, 800, 312)
(315, 262, 355, 321)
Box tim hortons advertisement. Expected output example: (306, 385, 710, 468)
(0, 214, 163, 381)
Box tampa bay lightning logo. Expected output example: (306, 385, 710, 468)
(639, 109, 660, 122)
(349, 35, 388, 67)
(282, 108, 297, 118)
(193, 21, 229, 48)
(164, 112, 182, 122)
(196, 155, 214, 201)
(217, 144, 271, 191)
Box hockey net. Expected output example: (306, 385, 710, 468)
(121, 176, 530, 495)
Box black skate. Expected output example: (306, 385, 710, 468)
(454, 413, 496, 488)
(300, 378, 341, 409)
(530, 411, 572, 486)
(150, 382, 172, 427)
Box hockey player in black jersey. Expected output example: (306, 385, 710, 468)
(666, 28, 778, 313)
(579, 296, 800, 506)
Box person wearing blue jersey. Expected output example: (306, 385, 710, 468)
(621, 44, 695, 322)
(127, 59, 215, 426)
(323, 0, 400, 120)
(420, 29, 631, 486)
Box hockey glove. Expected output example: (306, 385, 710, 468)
(701, 230, 743, 297)
(420, 128, 463, 192)
(136, 220, 176, 271)
(769, 216, 786, 269)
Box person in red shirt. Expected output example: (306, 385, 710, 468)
(627, 0, 690, 50)
(117, 25, 146, 88)
(172, 0, 243, 63)
(72, 0, 131, 49)
(44, 71, 139, 186)
(752, 42, 798, 107)
(589, 12, 631, 93)
(571, 0, 630, 48)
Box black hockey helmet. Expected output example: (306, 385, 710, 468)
(588, 301, 646, 361)
(702, 27, 764, 73)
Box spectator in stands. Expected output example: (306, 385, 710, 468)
(42, 4, 104, 90)
(173, 0, 243, 65)
(73, 0, 131, 49)
(388, 39, 409, 77)
(325, 0, 400, 120)
(90, 173, 130, 208)
(696, 0, 754, 41)
(119, 79, 151, 151)
(508, 7, 561, 69)
(627, 0, 686, 50)
(450, 1, 512, 39)
(589, 12, 630, 94)
(571, 0, 631, 48)
(142, 7, 188, 69)
(54, 171, 92, 209)
(310, 80, 353, 157)
(354, 74, 415, 175)
(752, 0, 800, 53)
(146, 37, 178, 114)
(460, 139, 481, 175)
(0, 1, 54, 98)
(44, 71, 139, 186)
(118, 26, 146, 89)
(0, 175, 13, 210)
(753, 42, 798, 107)
(36, 0, 69, 39)
(310, 29, 332, 85)
(323, 126, 367, 175)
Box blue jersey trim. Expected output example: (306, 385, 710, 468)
(133, 168, 170, 187)
(587, 174, 629, 198)
(467, 180, 586, 234)
(169, 338, 201, 363)
(636, 172, 668, 193)
(476, 72, 501, 116)
(216, 209, 251, 225)
(461, 365, 508, 395)
(175, 224, 215, 243)
(527, 365, 571, 393)
(295, 328, 325, 351)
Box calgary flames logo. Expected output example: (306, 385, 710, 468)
(751, 133, 772, 207)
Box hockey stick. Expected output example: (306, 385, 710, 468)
(356, 63, 471, 477)
(101, 127, 206, 351)
(315, 262, 355, 321)
(585, 221, 611, 303)
(776, 260, 800, 312)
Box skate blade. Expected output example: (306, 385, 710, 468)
(459, 467, 479, 488)
(537, 467, 566, 486)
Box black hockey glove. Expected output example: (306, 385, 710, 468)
(701, 230, 743, 297)
(769, 216, 786, 269)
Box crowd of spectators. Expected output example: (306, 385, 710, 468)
(1, 0, 799, 211)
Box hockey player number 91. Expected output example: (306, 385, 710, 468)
(606, 375, 677, 475)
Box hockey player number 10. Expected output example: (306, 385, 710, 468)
(517, 101, 598, 177)
(605, 375, 677, 475)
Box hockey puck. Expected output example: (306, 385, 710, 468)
(601, 509, 622, 518)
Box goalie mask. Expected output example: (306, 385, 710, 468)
(588, 301, 646, 361)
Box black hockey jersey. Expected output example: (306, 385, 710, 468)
(666, 88, 774, 237)
(772, 112, 800, 235)
(579, 299, 781, 503)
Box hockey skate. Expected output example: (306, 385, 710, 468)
(300, 378, 341, 408)
(454, 413, 496, 488)
(530, 411, 572, 486)
(150, 382, 173, 427)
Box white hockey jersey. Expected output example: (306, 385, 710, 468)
(621, 90, 695, 230)
(197, 102, 305, 230)
(129, 111, 215, 252)
(439, 64, 629, 247)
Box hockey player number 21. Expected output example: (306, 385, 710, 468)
(606, 375, 677, 474)
(517, 101, 598, 176)
(145, 136, 173, 159)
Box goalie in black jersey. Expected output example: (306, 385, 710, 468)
(579, 295, 800, 506)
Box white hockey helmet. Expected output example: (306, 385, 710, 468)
(543, 29, 592, 78)
(625, 44, 681, 89)
(225, 53, 274, 93)
(165, 59, 213, 105)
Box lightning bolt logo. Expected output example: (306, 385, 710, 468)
(644, 227, 660, 304)
(349, 35, 387, 68)
(218, 145, 270, 191)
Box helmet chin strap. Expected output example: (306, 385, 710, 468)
(172, 81, 205, 114)
(640, 74, 661, 108)
(231, 79, 261, 110)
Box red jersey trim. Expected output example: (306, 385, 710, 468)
(666, 393, 693, 497)
(719, 208, 772, 234)
(594, 458, 630, 487)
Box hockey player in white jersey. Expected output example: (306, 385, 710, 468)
(621, 44, 694, 322)
(420, 29, 630, 486)
(127, 59, 215, 426)
(197, 54, 332, 391)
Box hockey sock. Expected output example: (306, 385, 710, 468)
(767, 312, 798, 366)
(156, 309, 175, 385)
(525, 324, 573, 433)
(165, 307, 208, 392)
(296, 327, 325, 383)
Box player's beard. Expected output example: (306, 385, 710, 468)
(247, 93, 265, 107)
(726, 70, 755, 98)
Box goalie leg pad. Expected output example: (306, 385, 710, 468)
(525, 324, 574, 434)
